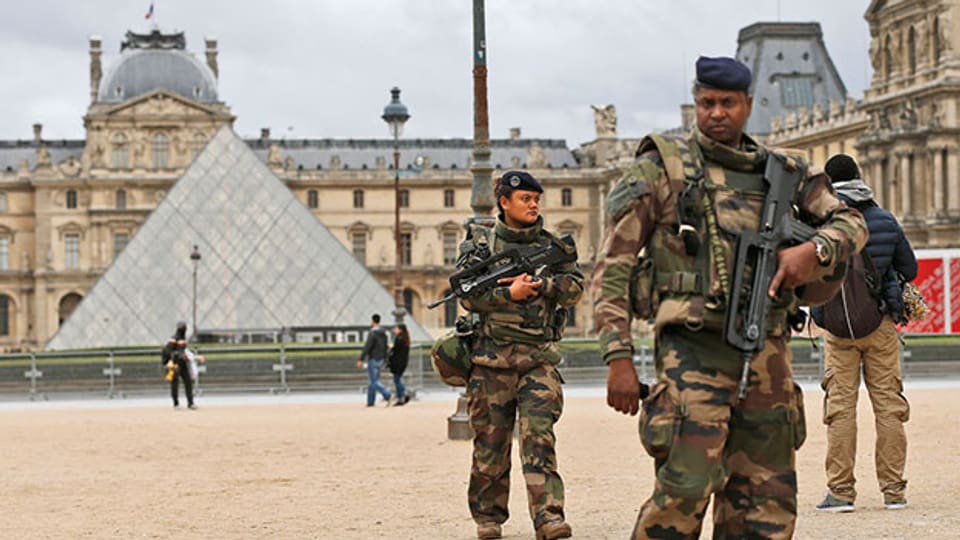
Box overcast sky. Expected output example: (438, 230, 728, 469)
(1, 0, 873, 147)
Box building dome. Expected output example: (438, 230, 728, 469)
(97, 30, 218, 104)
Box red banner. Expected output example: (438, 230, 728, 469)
(902, 258, 945, 333)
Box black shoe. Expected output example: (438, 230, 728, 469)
(187, 404, 197, 410)
(403, 395, 411, 404)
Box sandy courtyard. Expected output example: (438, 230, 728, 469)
(2, 384, 959, 539)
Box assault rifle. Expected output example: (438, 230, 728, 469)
(427, 234, 577, 309)
(724, 154, 817, 399)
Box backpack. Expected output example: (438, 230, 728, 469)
(819, 251, 885, 339)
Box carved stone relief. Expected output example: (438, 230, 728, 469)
(527, 144, 548, 169)
(591, 104, 617, 138)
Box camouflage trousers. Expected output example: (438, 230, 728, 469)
(634, 325, 806, 539)
(467, 362, 565, 529)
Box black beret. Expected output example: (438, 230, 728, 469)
(500, 170, 543, 193)
(696, 56, 752, 92)
(824, 154, 861, 182)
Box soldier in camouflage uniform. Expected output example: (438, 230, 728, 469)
(591, 57, 868, 539)
(459, 170, 584, 540)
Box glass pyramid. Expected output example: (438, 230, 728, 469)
(47, 126, 428, 349)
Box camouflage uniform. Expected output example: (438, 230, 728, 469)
(592, 128, 867, 539)
(460, 216, 584, 531)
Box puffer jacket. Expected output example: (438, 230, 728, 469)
(812, 180, 917, 324)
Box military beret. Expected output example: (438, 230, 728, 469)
(696, 56, 752, 92)
(500, 170, 543, 193)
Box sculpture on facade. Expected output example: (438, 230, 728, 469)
(35, 144, 52, 168)
(267, 143, 282, 167)
(526, 143, 548, 169)
(869, 36, 882, 75)
(899, 99, 918, 131)
(591, 104, 617, 138)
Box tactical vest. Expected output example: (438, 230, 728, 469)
(461, 221, 570, 344)
(619, 134, 797, 333)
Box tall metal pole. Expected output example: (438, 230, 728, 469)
(190, 245, 201, 340)
(394, 143, 404, 323)
(468, 0, 495, 226)
(449, 0, 493, 441)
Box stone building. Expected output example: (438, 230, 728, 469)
(768, 0, 960, 247)
(0, 28, 615, 349)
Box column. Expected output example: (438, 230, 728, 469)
(872, 158, 885, 209)
(899, 152, 912, 219)
(948, 146, 960, 217)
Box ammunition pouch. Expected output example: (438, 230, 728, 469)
(629, 256, 656, 321)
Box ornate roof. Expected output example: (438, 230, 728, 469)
(97, 30, 218, 104)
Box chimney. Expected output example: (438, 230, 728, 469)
(205, 37, 219, 78)
(260, 128, 271, 140)
(509, 127, 521, 140)
(33, 123, 42, 142)
(89, 36, 102, 104)
(680, 103, 695, 132)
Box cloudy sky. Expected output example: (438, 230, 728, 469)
(2, 0, 873, 147)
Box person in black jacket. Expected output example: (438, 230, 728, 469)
(161, 320, 195, 409)
(358, 313, 391, 407)
(388, 324, 411, 406)
(812, 154, 917, 512)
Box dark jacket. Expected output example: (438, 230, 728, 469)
(360, 325, 388, 361)
(388, 339, 409, 375)
(161, 328, 187, 365)
(812, 180, 917, 325)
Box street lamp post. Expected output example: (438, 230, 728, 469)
(190, 245, 201, 341)
(382, 87, 410, 325)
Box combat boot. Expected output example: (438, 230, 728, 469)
(476, 523, 502, 539)
(536, 521, 572, 540)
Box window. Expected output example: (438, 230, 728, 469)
(399, 189, 410, 208)
(561, 188, 572, 207)
(58, 293, 82, 327)
(111, 133, 129, 168)
(0, 192, 7, 213)
(307, 190, 318, 209)
(779, 76, 815, 107)
(444, 189, 455, 208)
(0, 295, 8, 336)
(400, 232, 412, 266)
(566, 306, 577, 327)
(115, 189, 127, 210)
(66, 190, 78, 209)
(353, 190, 364, 209)
(403, 288, 414, 316)
(113, 233, 129, 261)
(0, 237, 8, 271)
(191, 131, 207, 156)
(443, 231, 458, 265)
(152, 133, 169, 169)
(65, 233, 80, 269)
(443, 291, 458, 327)
(352, 232, 367, 264)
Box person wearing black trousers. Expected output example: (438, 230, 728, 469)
(162, 320, 195, 409)
(388, 324, 411, 405)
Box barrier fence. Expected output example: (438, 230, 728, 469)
(0, 335, 957, 401)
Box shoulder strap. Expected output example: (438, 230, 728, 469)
(639, 133, 704, 184)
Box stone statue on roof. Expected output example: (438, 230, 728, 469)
(267, 144, 282, 167)
(592, 104, 617, 139)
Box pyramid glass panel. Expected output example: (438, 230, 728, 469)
(47, 127, 429, 349)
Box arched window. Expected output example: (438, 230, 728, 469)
(115, 189, 127, 210)
(443, 290, 458, 327)
(353, 190, 364, 209)
(307, 190, 318, 209)
(58, 293, 83, 327)
(66, 189, 78, 209)
(111, 133, 129, 168)
(0, 294, 11, 336)
(152, 133, 169, 169)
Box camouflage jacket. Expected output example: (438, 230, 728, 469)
(591, 129, 868, 363)
(459, 216, 584, 349)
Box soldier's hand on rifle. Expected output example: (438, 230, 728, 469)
(499, 274, 542, 301)
(768, 242, 819, 298)
(606, 357, 642, 416)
